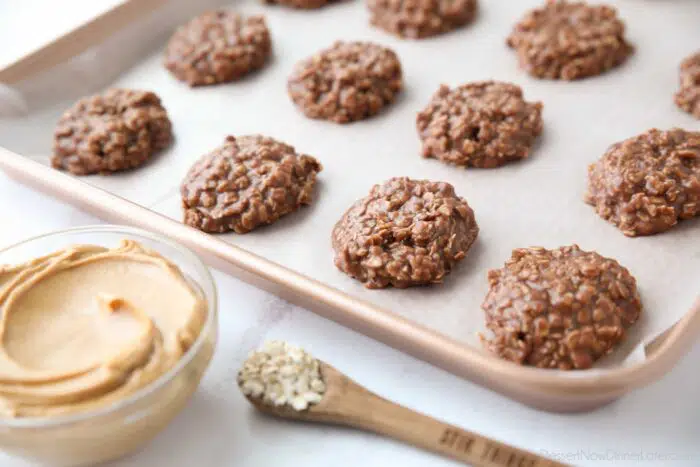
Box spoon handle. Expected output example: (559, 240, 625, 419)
(339, 388, 567, 467)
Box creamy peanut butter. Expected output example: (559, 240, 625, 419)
(0, 240, 207, 417)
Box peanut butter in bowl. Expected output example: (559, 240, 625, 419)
(0, 227, 217, 467)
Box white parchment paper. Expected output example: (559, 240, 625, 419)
(1, 0, 698, 369)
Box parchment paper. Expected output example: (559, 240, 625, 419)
(1, 0, 699, 370)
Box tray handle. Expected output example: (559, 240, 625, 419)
(0, 0, 167, 85)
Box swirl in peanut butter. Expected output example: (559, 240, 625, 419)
(0, 240, 207, 417)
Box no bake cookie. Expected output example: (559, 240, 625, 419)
(332, 177, 479, 288)
(506, 0, 633, 80)
(416, 81, 543, 168)
(263, 0, 330, 8)
(164, 11, 271, 86)
(481, 245, 642, 370)
(181, 135, 322, 233)
(52, 89, 172, 175)
(675, 51, 700, 119)
(585, 128, 700, 236)
(287, 41, 403, 123)
(367, 0, 478, 39)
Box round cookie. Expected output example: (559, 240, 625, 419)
(287, 41, 403, 124)
(263, 0, 329, 8)
(367, 0, 478, 39)
(181, 135, 322, 234)
(332, 177, 479, 289)
(481, 245, 642, 370)
(585, 128, 700, 237)
(52, 89, 172, 176)
(416, 81, 543, 168)
(675, 51, 700, 119)
(506, 0, 633, 80)
(164, 11, 271, 87)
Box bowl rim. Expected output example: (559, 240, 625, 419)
(0, 224, 218, 428)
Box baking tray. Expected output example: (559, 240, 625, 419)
(1, 0, 699, 413)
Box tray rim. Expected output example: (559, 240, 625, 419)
(1, 0, 699, 412)
(2, 150, 699, 412)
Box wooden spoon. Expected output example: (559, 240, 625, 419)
(244, 361, 568, 467)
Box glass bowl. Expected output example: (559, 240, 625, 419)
(0, 225, 218, 466)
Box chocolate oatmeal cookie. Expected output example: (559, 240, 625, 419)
(481, 245, 641, 370)
(52, 89, 172, 175)
(332, 177, 478, 288)
(181, 135, 322, 233)
(585, 128, 700, 237)
(164, 11, 271, 87)
(367, 0, 478, 39)
(506, 0, 633, 80)
(675, 51, 700, 119)
(287, 41, 403, 123)
(416, 81, 543, 168)
(263, 0, 329, 8)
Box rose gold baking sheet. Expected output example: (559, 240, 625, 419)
(1, 0, 699, 411)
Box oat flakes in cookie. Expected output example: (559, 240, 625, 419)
(585, 128, 700, 237)
(52, 89, 172, 176)
(181, 135, 322, 234)
(263, 0, 330, 9)
(675, 51, 700, 119)
(507, 0, 633, 80)
(164, 11, 271, 87)
(332, 177, 478, 289)
(367, 0, 478, 39)
(416, 81, 543, 168)
(481, 245, 641, 370)
(287, 41, 403, 123)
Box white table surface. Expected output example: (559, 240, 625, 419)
(1, 4, 699, 467)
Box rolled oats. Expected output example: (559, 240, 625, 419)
(237, 341, 326, 411)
